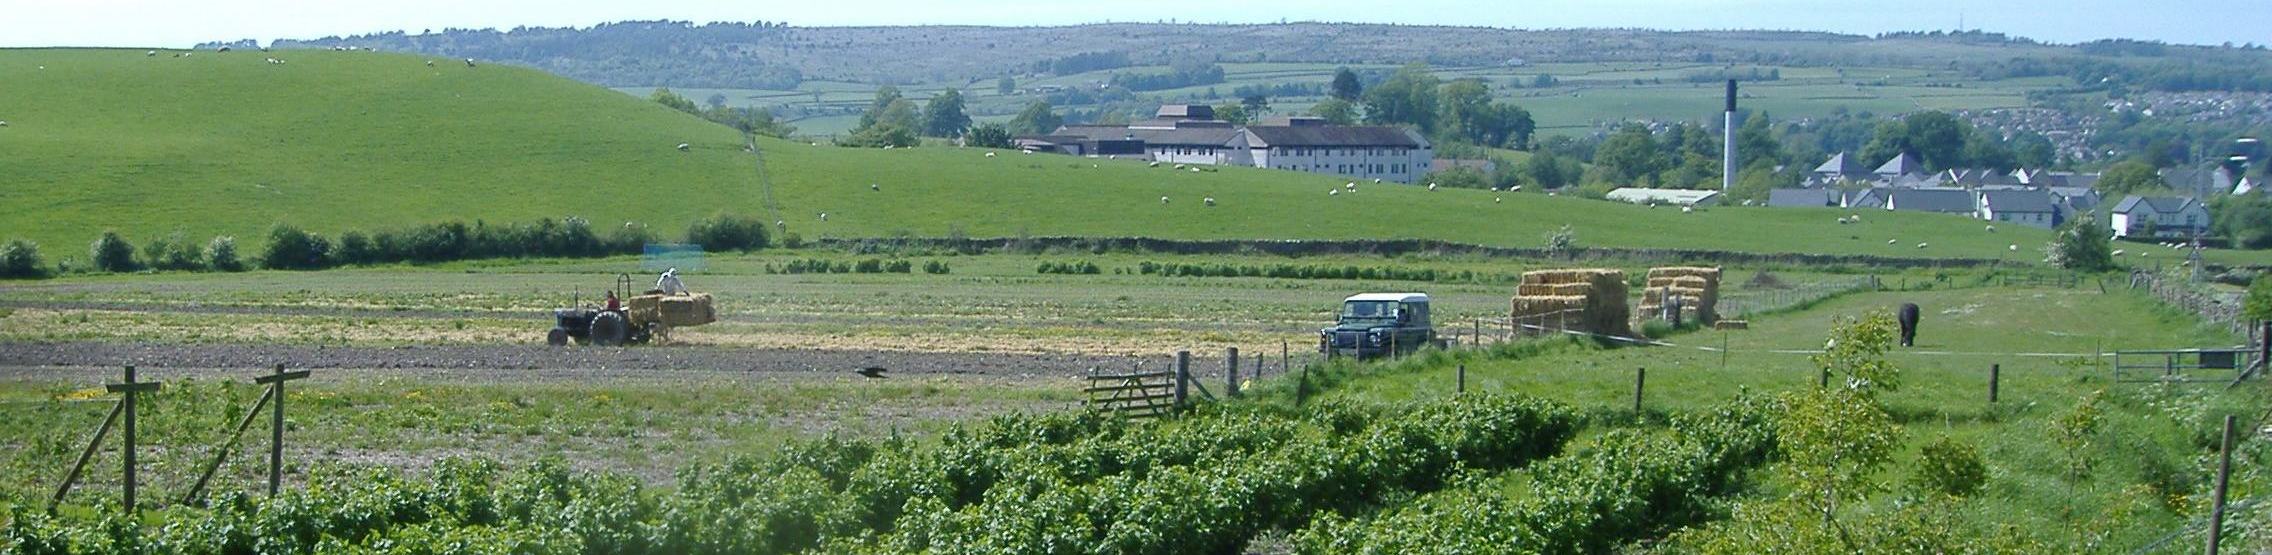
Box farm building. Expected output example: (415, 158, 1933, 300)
(1975, 189, 2062, 229)
(1606, 188, 1721, 207)
(1036, 108, 1435, 183)
(2111, 195, 2211, 239)
(1230, 119, 1433, 184)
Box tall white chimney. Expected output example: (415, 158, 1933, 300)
(1723, 80, 1737, 191)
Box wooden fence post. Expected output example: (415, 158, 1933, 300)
(1174, 352, 1190, 407)
(1989, 364, 2000, 403)
(256, 365, 310, 496)
(1226, 348, 1240, 398)
(1457, 364, 1466, 394)
(1633, 367, 1646, 413)
(2208, 414, 2237, 555)
(1819, 369, 1831, 389)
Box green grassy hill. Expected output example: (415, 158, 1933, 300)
(2, 48, 2261, 266)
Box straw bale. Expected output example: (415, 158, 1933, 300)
(1516, 283, 1595, 296)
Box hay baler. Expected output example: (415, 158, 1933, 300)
(547, 274, 717, 346)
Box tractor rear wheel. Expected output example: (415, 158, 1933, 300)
(546, 328, 569, 346)
(591, 312, 628, 347)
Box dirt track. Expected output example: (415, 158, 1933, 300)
(0, 341, 1168, 380)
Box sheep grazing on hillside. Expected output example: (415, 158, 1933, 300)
(2009, 244, 2019, 251)
(1494, 197, 1502, 203)
(426, 60, 435, 67)
(1837, 216, 1851, 224)
(1427, 183, 1438, 191)
(1160, 196, 1171, 204)
(1345, 182, 1356, 190)
(1148, 161, 1160, 168)
(1490, 187, 1501, 192)
(1189, 167, 1201, 173)
(1511, 186, 1523, 192)
(1372, 178, 1382, 184)
(984, 152, 996, 158)
(1985, 225, 1997, 233)
(1916, 242, 1928, 249)
(1203, 197, 1216, 206)
(217, 46, 231, 52)
(1681, 206, 1694, 213)
(1174, 164, 1187, 170)
(1021, 149, 1032, 155)
(1329, 189, 1340, 196)
(870, 184, 880, 192)
(1887, 239, 1898, 245)
(0, 121, 9, 127)
(676, 143, 691, 152)
(776, 220, 787, 229)
(463, 58, 476, 67)
(2112, 249, 2126, 256)
(819, 213, 829, 222)
(146, 51, 157, 57)
(882, 145, 895, 150)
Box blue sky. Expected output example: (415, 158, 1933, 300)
(1, 0, 2264, 48)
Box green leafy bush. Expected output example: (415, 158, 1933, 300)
(204, 236, 244, 272)
(687, 213, 771, 252)
(260, 224, 332, 270)
(89, 230, 138, 272)
(0, 239, 43, 278)
(1911, 435, 1988, 498)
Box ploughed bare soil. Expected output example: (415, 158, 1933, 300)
(0, 342, 1170, 380)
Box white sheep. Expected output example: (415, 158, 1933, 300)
(1174, 164, 1186, 170)
(1916, 242, 1928, 249)
(870, 184, 880, 192)
(464, 58, 476, 67)
(1021, 150, 1032, 155)
(1189, 167, 1201, 173)
(1203, 197, 1216, 206)
(1372, 178, 1382, 184)
(1148, 161, 1160, 168)
(0, 121, 9, 127)
(1427, 183, 1438, 191)
(676, 143, 691, 152)
(1329, 189, 1340, 196)
(882, 145, 895, 150)
(776, 220, 787, 229)
(819, 213, 829, 222)
(1490, 187, 1501, 192)
(1848, 214, 1860, 223)
(1985, 225, 1997, 233)
(984, 152, 996, 158)
(1681, 206, 1693, 213)
(2112, 249, 2125, 256)
(146, 51, 157, 57)
(1511, 186, 1523, 192)
(426, 60, 435, 67)
(2009, 244, 2019, 251)
(1887, 239, 1898, 245)
(1494, 197, 1502, 203)
(1160, 196, 1171, 204)
(1345, 182, 1356, 190)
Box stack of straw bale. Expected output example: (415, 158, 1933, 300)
(1511, 269, 1631, 337)
(1635, 266, 1721, 327)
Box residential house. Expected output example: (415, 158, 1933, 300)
(1808, 152, 1871, 186)
(1767, 188, 1837, 208)
(1606, 188, 1721, 207)
(1976, 189, 2062, 229)
(2047, 186, 2102, 222)
(1884, 188, 1975, 214)
(1874, 152, 1924, 177)
(1844, 188, 1891, 210)
(2110, 196, 2211, 238)
(2161, 166, 2238, 198)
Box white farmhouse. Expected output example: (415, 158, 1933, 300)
(1228, 117, 1433, 184)
(2110, 196, 2211, 239)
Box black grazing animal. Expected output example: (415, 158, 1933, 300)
(1897, 303, 1921, 347)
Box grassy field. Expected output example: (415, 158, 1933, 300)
(14, 47, 2272, 268)
(1252, 284, 2269, 551)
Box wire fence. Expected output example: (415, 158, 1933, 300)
(1716, 276, 1881, 320)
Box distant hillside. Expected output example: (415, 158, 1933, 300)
(12, 47, 2270, 265)
(256, 23, 2272, 94)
